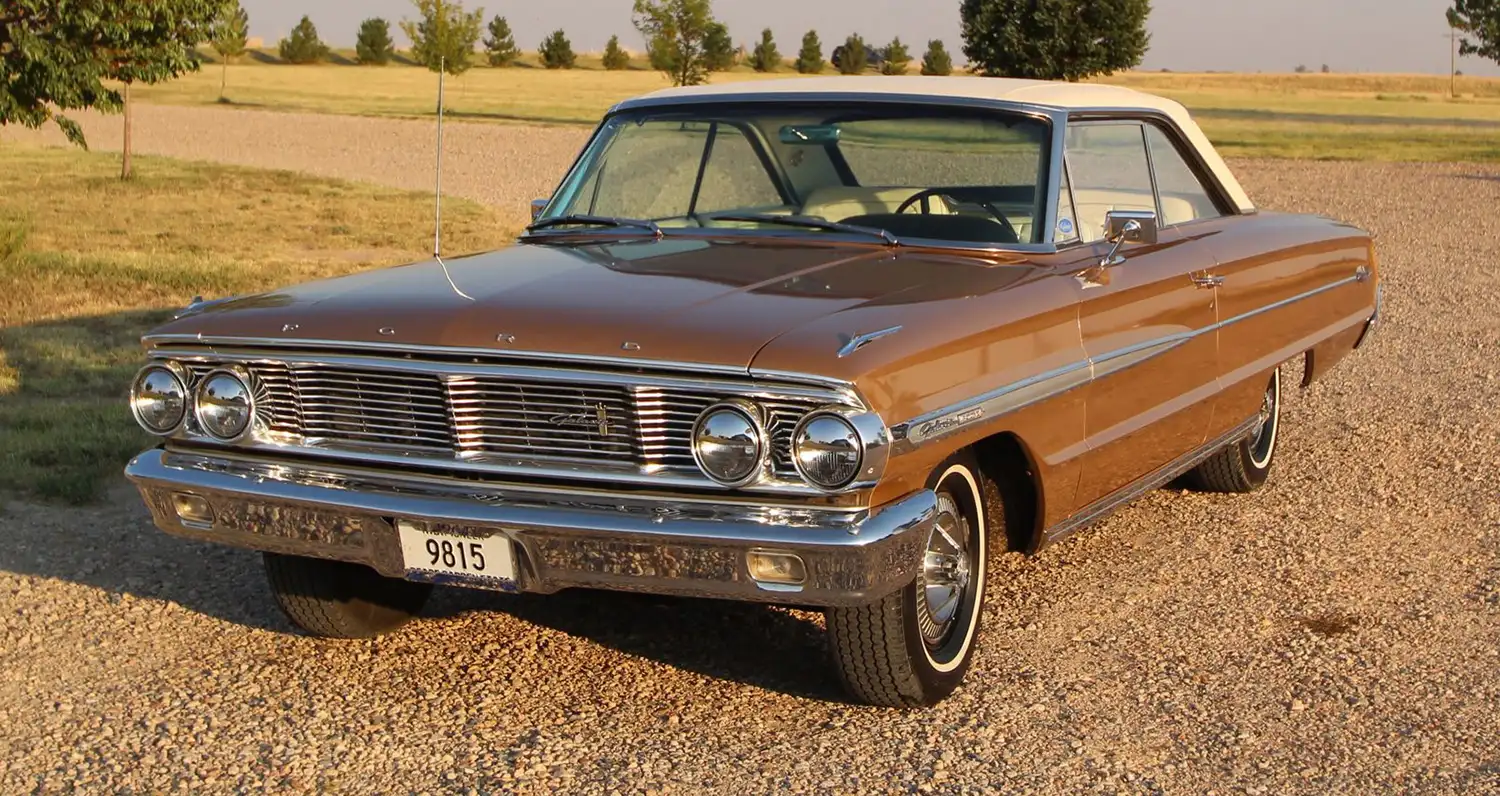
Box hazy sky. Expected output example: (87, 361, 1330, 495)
(241, 0, 1500, 76)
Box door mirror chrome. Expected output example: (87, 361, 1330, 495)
(530, 199, 549, 220)
(1101, 210, 1159, 267)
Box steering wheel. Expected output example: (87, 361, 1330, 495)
(895, 188, 1021, 242)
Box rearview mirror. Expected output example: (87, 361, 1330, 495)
(779, 124, 841, 145)
(1101, 210, 1159, 267)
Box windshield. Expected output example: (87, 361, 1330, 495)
(540, 103, 1054, 246)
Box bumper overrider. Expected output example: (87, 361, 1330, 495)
(125, 449, 937, 607)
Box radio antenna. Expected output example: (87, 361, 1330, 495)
(433, 57, 446, 259)
(431, 58, 473, 301)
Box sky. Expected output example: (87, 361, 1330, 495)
(239, 0, 1500, 77)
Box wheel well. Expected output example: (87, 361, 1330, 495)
(973, 432, 1042, 554)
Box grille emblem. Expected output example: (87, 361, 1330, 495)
(549, 403, 611, 436)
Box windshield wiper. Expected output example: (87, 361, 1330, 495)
(526, 215, 663, 237)
(701, 213, 900, 246)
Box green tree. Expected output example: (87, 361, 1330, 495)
(795, 30, 824, 74)
(538, 29, 576, 69)
(1449, 1, 1500, 63)
(602, 35, 631, 70)
(749, 28, 780, 72)
(920, 39, 953, 75)
(961, 0, 1150, 81)
(703, 21, 735, 72)
(881, 37, 911, 75)
(278, 15, 328, 64)
(356, 18, 395, 65)
(836, 34, 867, 74)
(400, 0, 485, 76)
(483, 15, 520, 66)
(212, 2, 249, 98)
(0, 0, 221, 175)
(633, 0, 716, 87)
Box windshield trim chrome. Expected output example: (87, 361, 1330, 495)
(539, 95, 1069, 254)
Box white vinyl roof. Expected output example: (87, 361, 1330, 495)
(631, 76, 1254, 212)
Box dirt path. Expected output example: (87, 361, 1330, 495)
(2, 106, 1499, 793)
(2, 104, 593, 224)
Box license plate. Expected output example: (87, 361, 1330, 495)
(397, 521, 516, 585)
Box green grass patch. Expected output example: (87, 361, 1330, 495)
(0, 143, 515, 503)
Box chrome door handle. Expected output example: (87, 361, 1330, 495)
(1191, 274, 1225, 289)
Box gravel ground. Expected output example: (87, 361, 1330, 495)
(3, 107, 1500, 794)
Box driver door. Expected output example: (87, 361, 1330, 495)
(1061, 121, 1220, 508)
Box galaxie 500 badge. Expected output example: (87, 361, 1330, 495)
(914, 407, 984, 442)
(549, 403, 612, 436)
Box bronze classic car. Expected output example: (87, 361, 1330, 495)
(125, 77, 1381, 707)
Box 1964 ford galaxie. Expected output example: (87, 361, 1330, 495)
(125, 77, 1381, 707)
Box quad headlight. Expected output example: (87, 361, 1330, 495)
(792, 411, 865, 490)
(692, 400, 767, 487)
(130, 364, 188, 435)
(193, 368, 255, 441)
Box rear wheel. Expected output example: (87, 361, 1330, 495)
(1188, 369, 1281, 493)
(825, 453, 1000, 707)
(263, 553, 431, 639)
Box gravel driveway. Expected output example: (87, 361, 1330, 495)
(3, 106, 1499, 794)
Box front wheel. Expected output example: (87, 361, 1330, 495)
(263, 553, 432, 639)
(825, 454, 999, 707)
(1188, 369, 1281, 493)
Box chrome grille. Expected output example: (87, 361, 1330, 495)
(177, 354, 846, 487)
(451, 377, 636, 464)
(291, 365, 453, 451)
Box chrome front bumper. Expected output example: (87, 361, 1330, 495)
(125, 449, 936, 607)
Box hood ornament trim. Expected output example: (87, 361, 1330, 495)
(838, 326, 903, 358)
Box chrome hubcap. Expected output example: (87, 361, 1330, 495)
(917, 493, 971, 648)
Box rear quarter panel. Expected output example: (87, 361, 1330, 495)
(1186, 212, 1377, 436)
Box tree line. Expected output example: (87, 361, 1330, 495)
(228, 1, 959, 81)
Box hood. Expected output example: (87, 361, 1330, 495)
(154, 238, 1038, 369)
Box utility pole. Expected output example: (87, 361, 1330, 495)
(1445, 27, 1461, 99)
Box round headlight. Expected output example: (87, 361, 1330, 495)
(194, 369, 254, 441)
(692, 401, 766, 487)
(130, 364, 187, 435)
(793, 412, 864, 490)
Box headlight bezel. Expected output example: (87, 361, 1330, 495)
(129, 362, 190, 436)
(691, 399, 769, 488)
(192, 366, 257, 443)
(791, 409, 868, 491)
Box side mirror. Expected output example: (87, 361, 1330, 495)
(530, 199, 549, 220)
(1101, 209, 1159, 267)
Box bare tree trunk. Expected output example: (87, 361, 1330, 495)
(221, 58, 228, 100)
(121, 81, 133, 180)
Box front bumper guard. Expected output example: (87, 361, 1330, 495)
(125, 449, 936, 607)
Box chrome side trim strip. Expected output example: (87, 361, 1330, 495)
(1041, 413, 1261, 547)
(838, 326, 903, 358)
(890, 359, 1093, 454)
(889, 273, 1364, 452)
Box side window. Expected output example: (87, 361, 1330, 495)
(694, 127, 784, 213)
(1065, 123, 1154, 243)
(1146, 125, 1223, 226)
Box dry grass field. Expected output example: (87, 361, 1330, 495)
(0, 146, 506, 501)
(130, 59, 1500, 161)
